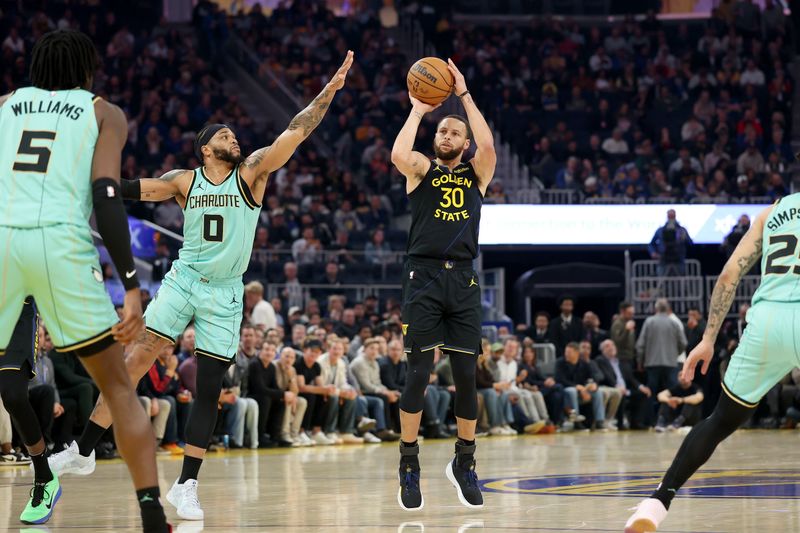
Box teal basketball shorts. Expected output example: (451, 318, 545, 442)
(723, 301, 800, 407)
(145, 260, 243, 361)
(0, 225, 118, 354)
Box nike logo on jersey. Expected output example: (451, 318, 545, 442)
(125, 270, 137, 279)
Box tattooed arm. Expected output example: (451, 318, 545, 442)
(239, 51, 354, 191)
(683, 205, 773, 379)
(124, 169, 194, 207)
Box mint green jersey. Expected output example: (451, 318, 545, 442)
(752, 195, 800, 305)
(0, 87, 98, 228)
(178, 165, 261, 280)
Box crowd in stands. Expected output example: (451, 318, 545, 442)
(422, 2, 794, 203)
(5, 287, 798, 465)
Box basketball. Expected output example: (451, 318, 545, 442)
(407, 57, 454, 106)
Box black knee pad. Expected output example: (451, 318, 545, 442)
(185, 355, 230, 448)
(399, 345, 434, 414)
(449, 352, 478, 420)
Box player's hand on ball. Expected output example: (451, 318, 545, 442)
(113, 288, 144, 346)
(447, 58, 467, 95)
(408, 92, 441, 114)
(328, 50, 354, 91)
(682, 338, 713, 381)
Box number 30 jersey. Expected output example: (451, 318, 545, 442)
(178, 165, 261, 280)
(0, 87, 99, 229)
(406, 160, 483, 261)
(753, 195, 800, 305)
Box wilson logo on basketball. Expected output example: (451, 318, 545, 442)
(412, 64, 437, 83)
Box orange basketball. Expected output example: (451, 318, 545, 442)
(406, 57, 454, 106)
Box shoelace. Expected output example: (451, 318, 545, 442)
(402, 467, 420, 491)
(30, 483, 50, 507)
(459, 460, 479, 488)
(183, 484, 200, 509)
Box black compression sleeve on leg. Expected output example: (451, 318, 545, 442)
(0, 366, 43, 446)
(399, 345, 434, 414)
(652, 392, 755, 509)
(450, 352, 478, 420)
(184, 355, 230, 449)
(120, 179, 141, 200)
(92, 178, 139, 291)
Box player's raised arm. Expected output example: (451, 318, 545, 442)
(447, 59, 496, 190)
(683, 205, 772, 379)
(391, 94, 436, 186)
(239, 50, 354, 188)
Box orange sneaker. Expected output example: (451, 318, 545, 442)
(160, 443, 185, 456)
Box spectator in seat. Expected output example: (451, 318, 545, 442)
(247, 342, 293, 447)
(272, 346, 310, 446)
(176, 326, 195, 364)
(365, 228, 392, 265)
(555, 343, 604, 429)
(648, 209, 693, 277)
(139, 344, 188, 454)
(655, 373, 704, 432)
(152, 240, 173, 282)
(244, 281, 277, 331)
(636, 298, 688, 423)
(519, 345, 563, 427)
(596, 339, 652, 429)
(317, 339, 363, 444)
(528, 312, 552, 343)
(548, 296, 584, 356)
(498, 338, 550, 433)
(282, 262, 304, 311)
(582, 311, 608, 356)
(602, 128, 630, 156)
(350, 338, 401, 433)
(476, 342, 516, 436)
(293, 227, 323, 266)
(581, 340, 621, 430)
(51, 348, 98, 441)
(295, 338, 338, 445)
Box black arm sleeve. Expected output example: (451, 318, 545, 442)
(92, 178, 139, 291)
(120, 179, 141, 200)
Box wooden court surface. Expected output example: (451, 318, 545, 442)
(2, 430, 800, 532)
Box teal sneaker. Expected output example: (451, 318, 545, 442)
(20, 474, 61, 524)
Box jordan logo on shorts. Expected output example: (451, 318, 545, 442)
(469, 276, 478, 288)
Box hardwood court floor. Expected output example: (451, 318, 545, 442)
(2, 430, 800, 532)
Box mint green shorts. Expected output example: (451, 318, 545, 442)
(145, 260, 243, 361)
(0, 224, 118, 352)
(723, 302, 800, 407)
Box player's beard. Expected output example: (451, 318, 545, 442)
(433, 141, 463, 162)
(213, 147, 245, 165)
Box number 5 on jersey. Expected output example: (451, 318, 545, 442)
(204, 214, 224, 242)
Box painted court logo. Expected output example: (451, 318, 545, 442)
(481, 470, 800, 499)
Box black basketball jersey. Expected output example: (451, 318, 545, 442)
(406, 160, 483, 261)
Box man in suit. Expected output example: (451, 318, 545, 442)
(582, 311, 608, 357)
(596, 339, 652, 429)
(528, 312, 552, 344)
(548, 296, 584, 357)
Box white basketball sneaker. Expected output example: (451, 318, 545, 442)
(624, 498, 668, 532)
(167, 478, 204, 521)
(43, 441, 95, 476)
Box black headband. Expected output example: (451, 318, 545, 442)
(194, 123, 230, 160)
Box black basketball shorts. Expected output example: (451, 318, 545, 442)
(0, 296, 38, 377)
(401, 257, 482, 356)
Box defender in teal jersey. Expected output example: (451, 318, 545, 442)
(49, 50, 356, 521)
(624, 200, 791, 532)
(0, 30, 168, 532)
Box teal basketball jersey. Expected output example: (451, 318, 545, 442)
(752, 194, 800, 305)
(178, 165, 261, 280)
(0, 87, 98, 228)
